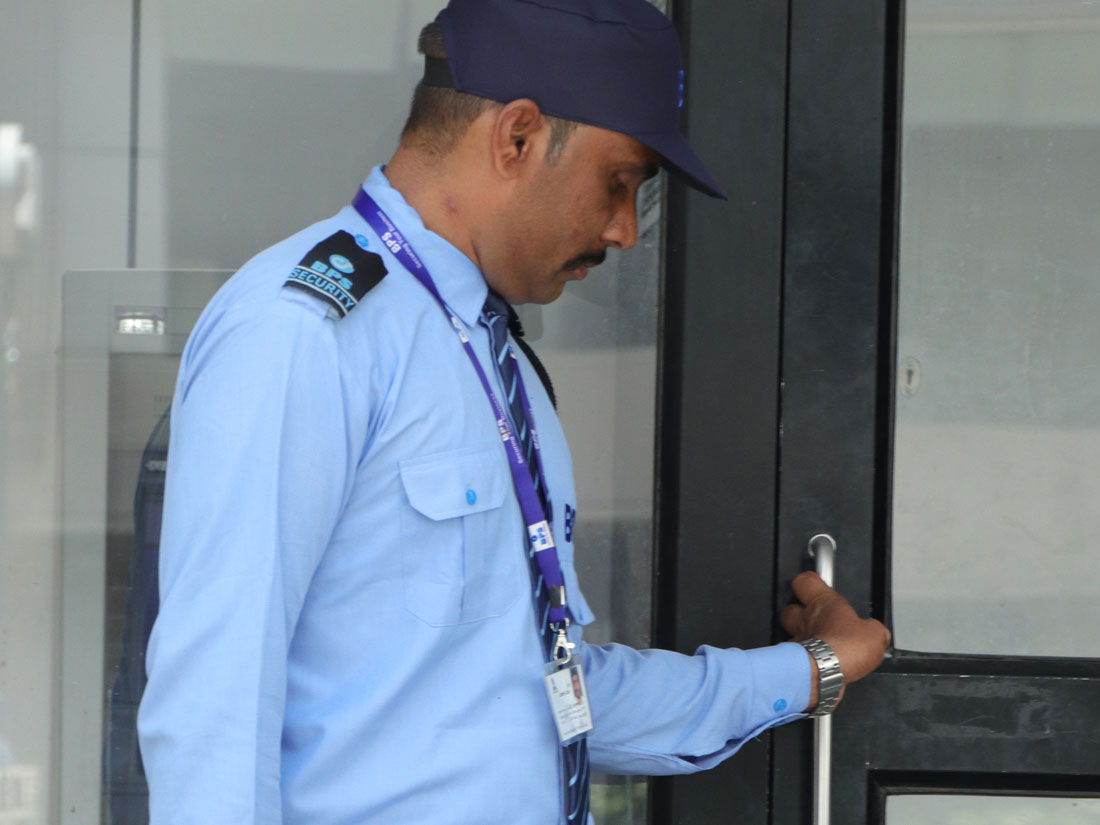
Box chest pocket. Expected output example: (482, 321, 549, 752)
(399, 446, 519, 626)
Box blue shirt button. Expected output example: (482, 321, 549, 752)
(466, 489, 477, 505)
(773, 698, 788, 713)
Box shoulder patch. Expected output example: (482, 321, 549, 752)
(284, 230, 388, 318)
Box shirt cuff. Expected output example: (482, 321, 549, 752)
(746, 640, 813, 720)
(680, 641, 812, 771)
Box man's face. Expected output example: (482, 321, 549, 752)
(484, 124, 660, 305)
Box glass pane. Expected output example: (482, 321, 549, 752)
(891, 0, 1100, 656)
(2, 1, 135, 822)
(5, 1, 670, 824)
(888, 794, 1100, 824)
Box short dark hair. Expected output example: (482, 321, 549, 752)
(400, 21, 578, 163)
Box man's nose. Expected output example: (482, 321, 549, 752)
(601, 204, 639, 251)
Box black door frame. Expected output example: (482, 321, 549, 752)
(656, 0, 896, 818)
(772, 0, 899, 817)
(653, 0, 793, 821)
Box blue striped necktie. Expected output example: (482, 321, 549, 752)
(481, 290, 590, 824)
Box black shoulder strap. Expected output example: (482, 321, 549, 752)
(506, 306, 557, 410)
(284, 230, 387, 318)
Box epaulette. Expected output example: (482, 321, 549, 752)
(284, 230, 387, 318)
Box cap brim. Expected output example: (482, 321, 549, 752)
(633, 130, 728, 200)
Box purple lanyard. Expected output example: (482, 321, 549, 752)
(352, 190, 573, 636)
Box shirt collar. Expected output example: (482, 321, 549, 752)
(353, 165, 489, 328)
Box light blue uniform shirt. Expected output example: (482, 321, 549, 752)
(138, 166, 811, 825)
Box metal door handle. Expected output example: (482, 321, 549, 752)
(808, 533, 837, 825)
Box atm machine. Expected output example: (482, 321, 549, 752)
(61, 270, 229, 824)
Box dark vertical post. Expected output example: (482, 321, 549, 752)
(771, 1, 895, 823)
(653, 0, 790, 821)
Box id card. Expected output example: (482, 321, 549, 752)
(543, 660, 594, 744)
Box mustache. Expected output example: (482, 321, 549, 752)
(562, 249, 607, 272)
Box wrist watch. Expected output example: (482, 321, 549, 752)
(800, 637, 844, 717)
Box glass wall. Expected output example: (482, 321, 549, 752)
(891, 0, 1100, 657)
(0, 0, 668, 822)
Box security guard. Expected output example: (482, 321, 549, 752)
(138, 1, 889, 823)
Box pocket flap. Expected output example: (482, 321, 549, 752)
(400, 446, 509, 521)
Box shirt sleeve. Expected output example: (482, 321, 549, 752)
(579, 640, 811, 776)
(137, 295, 364, 824)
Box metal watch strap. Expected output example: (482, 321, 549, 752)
(800, 637, 844, 717)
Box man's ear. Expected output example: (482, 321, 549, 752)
(489, 99, 546, 180)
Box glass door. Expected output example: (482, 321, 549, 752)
(771, 0, 1100, 821)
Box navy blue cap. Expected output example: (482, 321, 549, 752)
(430, 0, 727, 199)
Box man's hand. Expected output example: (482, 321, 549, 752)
(779, 571, 890, 712)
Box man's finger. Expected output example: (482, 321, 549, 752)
(790, 570, 833, 605)
(778, 603, 805, 639)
